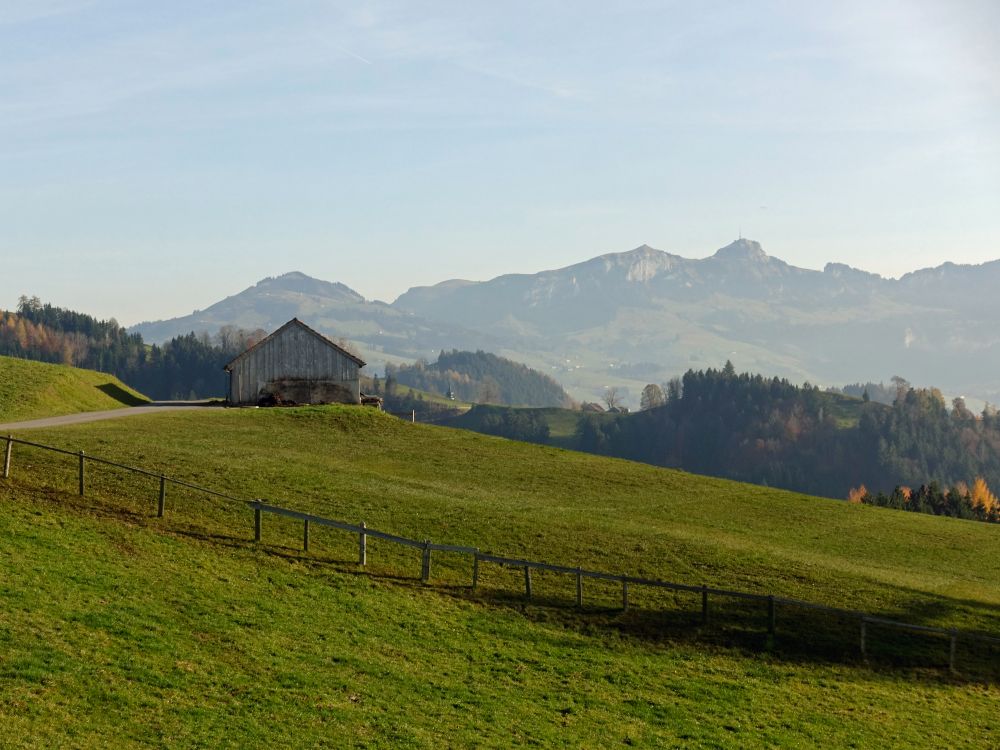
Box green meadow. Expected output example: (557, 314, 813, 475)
(2, 405, 998, 747)
(0, 355, 148, 422)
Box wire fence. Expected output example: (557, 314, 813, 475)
(4, 432, 999, 676)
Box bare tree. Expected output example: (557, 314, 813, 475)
(335, 337, 361, 358)
(640, 383, 665, 410)
(603, 386, 621, 411)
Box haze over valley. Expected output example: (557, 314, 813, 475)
(132, 238, 1000, 407)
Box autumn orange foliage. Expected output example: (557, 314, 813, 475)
(847, 484, 868, 504)
(971, 477, 998, 515)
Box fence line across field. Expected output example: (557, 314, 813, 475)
(248, 498, 1000, 673)
(3, 434, 243, 515)
(4, 432, 1000, 675)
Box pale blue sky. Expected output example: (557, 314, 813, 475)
(2, 0, 998, 324)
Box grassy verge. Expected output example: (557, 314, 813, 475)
(0, 356, 148, 422)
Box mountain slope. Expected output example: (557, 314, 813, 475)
(129, 240, 1000, 406)
(130, 272, 496, 363)
(394, 240, 891, 332)
(393, 239, 1000, 403)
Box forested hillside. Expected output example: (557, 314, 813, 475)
(452, 364, 1000, 510)
(0, 297, 265, 400)
(606, 367, 1000, 503)
(388, 349, 572, 407)
(1, 297, 146, 373)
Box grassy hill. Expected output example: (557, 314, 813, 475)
(2, 406, 998, 746)
(0, 355, 149, 422)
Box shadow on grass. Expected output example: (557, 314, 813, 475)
(96, 383, 148, 406)
(224, 528, 1000, 684)
(9, 475, 1000, 684)
(449, 586, 1000, 684)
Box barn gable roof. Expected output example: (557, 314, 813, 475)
(223, 318, 366, 372)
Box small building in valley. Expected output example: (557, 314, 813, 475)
(223, 318, 366, 406)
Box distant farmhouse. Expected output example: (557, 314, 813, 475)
(223, 318, 366, 406)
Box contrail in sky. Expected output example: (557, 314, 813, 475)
(331, 41, 372, 65)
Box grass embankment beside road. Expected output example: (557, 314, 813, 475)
(0, 355, 148, 422)
(1, 406, 998, 746)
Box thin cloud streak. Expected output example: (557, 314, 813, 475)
(0, 1, 997, 323)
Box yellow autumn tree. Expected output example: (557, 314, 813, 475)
(847, 484, 868, 504)
(970, 477, 998, 515)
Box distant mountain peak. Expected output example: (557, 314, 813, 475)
(254, 271, 365, 302)
(712, 238, 768, 262)
(591, 243, 682, 282)
(823, 262, 883, 281)
(272, 271, 312, 281)
(595, 243, 662, 260)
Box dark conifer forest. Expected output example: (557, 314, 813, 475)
(569, 365, 1000, 511)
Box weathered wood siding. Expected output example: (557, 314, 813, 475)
(227, 325, 361, 405)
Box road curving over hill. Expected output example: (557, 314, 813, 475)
(0, 401, 223, 431)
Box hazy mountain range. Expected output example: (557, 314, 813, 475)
(131, 239, 1000, 406)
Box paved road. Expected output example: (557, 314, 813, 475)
(0, 402, 223, 431)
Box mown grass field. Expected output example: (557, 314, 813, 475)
(2, 406, 999, 747)
(0, 355, 148, 422)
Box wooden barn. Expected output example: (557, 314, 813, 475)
(223, 318, 366, 406)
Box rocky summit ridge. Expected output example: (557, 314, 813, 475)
(130, 239, 1000, 405)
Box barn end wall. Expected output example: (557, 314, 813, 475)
(227, 325, 361, 405)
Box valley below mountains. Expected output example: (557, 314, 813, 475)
(131, 239, 1000, 406)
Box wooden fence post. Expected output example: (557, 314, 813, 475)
(860, 617, 868, 660)
(701, 584, 709, 624)
(411, 410, 415, 423)
(524, 566, 532, 599)
(358, 522, 367, 566)
(622, 579, 629, 610)
(303, 519, 310, 552)
(254, 506, 262, 542)
(3, 435, 11, 479)
(78, 451, 85, 496)
(767, 595, 776, 636)
(949, 629, 958, 674)
(157, 475, 166, 518)
(576, 567, 583, 608)
(472, 552, 480, 590)
(421, 540, 431, 582)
